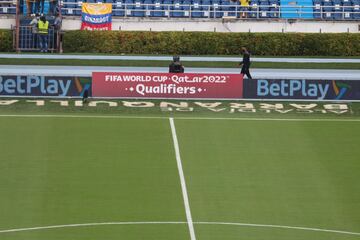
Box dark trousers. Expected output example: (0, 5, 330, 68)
(241, 65, 252, 79)
(32, 33, 38, 49)
(38, 34, 48, 52)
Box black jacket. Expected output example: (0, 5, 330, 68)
(240, 52, 251, 67)
(169, 62, 184, 73)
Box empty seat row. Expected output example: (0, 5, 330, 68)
(313, 0, 360, 5)
(314, 11, 360, 19)
(313, 0, 360, 19)
(0, 5, 16, 14)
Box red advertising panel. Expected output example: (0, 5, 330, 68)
(92, 72, 243, 99)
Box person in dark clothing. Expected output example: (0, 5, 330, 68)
(239, 47, 252, 79)
(169, 56, 184, 73)
(82, 89, 89, 103)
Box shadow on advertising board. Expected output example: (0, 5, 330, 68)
(243, 79, 360, 101)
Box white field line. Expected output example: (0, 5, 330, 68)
(197, 222, 360, 236)
(0, 222, 185, 233)
(0, 114, 359, 122)
(0, 221, 360, 236)
(169, 117, 197, 240)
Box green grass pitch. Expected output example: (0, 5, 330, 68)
(0, 109, 359, 239)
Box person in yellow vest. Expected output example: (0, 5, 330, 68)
(38, 16, 49, 53)
(239, 0, 250, 18)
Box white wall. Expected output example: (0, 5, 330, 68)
(0, 15, 15, 29)
(1, 15, 359, 33)
(65, 18, 360, 33)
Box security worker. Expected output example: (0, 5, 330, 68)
(37, 16, 49, 53)
(169, 56, 184, 73)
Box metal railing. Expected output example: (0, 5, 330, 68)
(15, 25, 60, 52)
(58, 2, 360, 20)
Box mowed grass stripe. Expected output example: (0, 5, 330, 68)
(175, 120, 360, 240)
(0, 117, 189, 240)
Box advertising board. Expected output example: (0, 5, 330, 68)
(243, 79, 360, 100)
(92, 72, 244, 99)
(0, 76, 91, 97)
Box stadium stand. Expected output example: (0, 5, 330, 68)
(0, 0, 16, 14)
(2, 0, 360, 20)
(57, 0, 360, 20)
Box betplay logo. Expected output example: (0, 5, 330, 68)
(0, 76, 72, 96)
(257, 79, 329, 99)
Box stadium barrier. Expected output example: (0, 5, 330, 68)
(1, 73, 359, 101)
(17, 26, 58, 52)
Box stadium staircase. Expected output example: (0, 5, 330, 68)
(280, 0, 314, 18)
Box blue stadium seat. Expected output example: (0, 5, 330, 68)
(62, 0, 77, 14)
(74, 4, 82, 15)
(133, 0, 145, 17)
(163, 0, 171, 16)
(353, 4, 360, 19)
(171, 0, 184, 17)
(322, 0, 334, 19)
(191, 0, 203, 17)
(322, 10, 333, 19)
(143, 0, 153, 17)
(269, 1, 279, 17)
(8, 5, 16, 14)
(152, 0, 164, 17)
(182, 0, 191, 17)
(333, 2, 342, 19)
(124, 0, 134, 16)
(343, 10, 352, 19)
(211, 0, 222, 17)
(313, 4, 322, 18)
(114, 0, 126, 16)
(220, 0, 230, 16)
(228, 0, 238, 16)
(202, 0, 211, 17)
(342, 0, 352, 9)
(259, 0, 269, 18)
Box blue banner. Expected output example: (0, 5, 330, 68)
(243, 79, 360, 100)
(81, 13, 112, 25)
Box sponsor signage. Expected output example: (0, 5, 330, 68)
(0, 100, 352, 115)
(92, 72, 244, 99)
(244, 79, 360, 100)
(0, 75, 91, 97)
